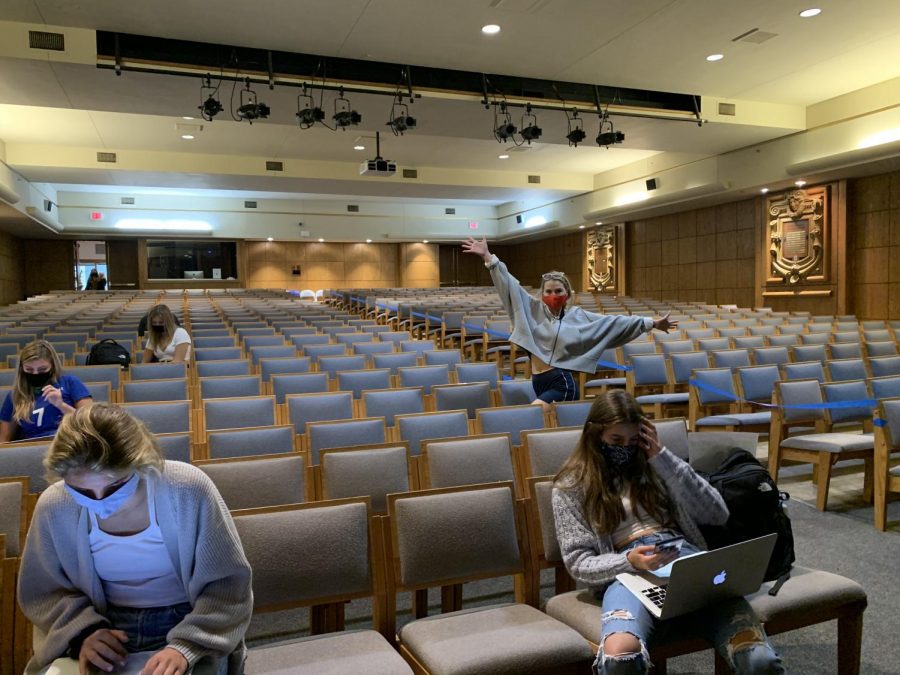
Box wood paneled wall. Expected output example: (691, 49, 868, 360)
(502, 233, 586, 291)
(627, 201, 757, 307)
(23, 239, 74, 297)
(245, 241, 402, 290)
(0, 231, 24, 306)
(398, 243, 440, 288)
(848, 171, 900, 319)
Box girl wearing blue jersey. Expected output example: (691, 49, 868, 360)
(0, 340, 92, 443)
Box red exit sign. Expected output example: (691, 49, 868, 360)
(468, 221, 478, 230)
(90, 211, 104, 221)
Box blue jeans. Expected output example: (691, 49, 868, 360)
(596, 532, 785, 675)
(104, 603, 229, 675)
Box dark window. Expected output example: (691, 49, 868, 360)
(146, 240, 238, 280)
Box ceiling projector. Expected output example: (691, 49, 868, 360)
(359, 158, 397, 177)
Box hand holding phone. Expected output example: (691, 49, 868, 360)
(653, 536, 684, 554)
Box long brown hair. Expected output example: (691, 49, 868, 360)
(554, 390, 673, 535)
(12, 341, 63, 422)
(146, 304, 178, 351)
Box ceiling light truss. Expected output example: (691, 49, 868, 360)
(96, 31, 705, 126)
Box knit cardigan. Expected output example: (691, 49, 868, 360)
(486, 255, 653, 374)
(17, 461, 253, 674)
(552, 448, 729, 592)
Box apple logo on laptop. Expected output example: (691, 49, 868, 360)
(713, 570, 727, 585)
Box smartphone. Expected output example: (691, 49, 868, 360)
(654, 536, 685, 553)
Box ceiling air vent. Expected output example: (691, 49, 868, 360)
(527, 175, 541, 184)
(121, 197, 135, 205)
(96, 152, 117, 163)
(29, 30, 65, 51)
(445, 207, 456, 215)
(244, 200, 257, 209)
(718, 102, 736, 116)
(402, 168, 418, 179)
(265, 161, 283, 171)
(347, 204, 360, 213)
(732, 28, 778, 44)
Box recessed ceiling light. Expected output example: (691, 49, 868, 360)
(318, 238, 325, 242)
(481, 24, 501, 35)
(182, 116, 194, 120)
(266, 237, 274, 242)
(422, 239, 429, 243)
(706, 53, 724, 62)
(353, 145, 365, 151)
(366, 238, 372, 243)
(795, 180, 807, 187)
(760, 187, 769, 194)
(498, 154, 510, 159)
(595, 221, 603, 225)
(578, 225, 585, 229)
(799, 8, 821, 18)
(181, 134, 195, 140)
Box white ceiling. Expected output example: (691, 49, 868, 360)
(1, 0, 899, 233)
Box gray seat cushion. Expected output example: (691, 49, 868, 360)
(246, 629, 413, 674)
(585, 377, 626, 388)
(780, 432, 874, 453)
(545, 566, 866, 644)
(399, 603, 592, 675)
(695, 412, 771, 426)
(636, 393, 689, 404)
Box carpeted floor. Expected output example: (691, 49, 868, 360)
(247, 454, 900, 674)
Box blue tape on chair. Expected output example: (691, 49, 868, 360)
(596, 359, 633, 372)
(462, 323, 511, 340)
(689, 378, 878, 411)
(874, 417, 888, 427)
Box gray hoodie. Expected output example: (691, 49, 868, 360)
(487, 254, 653, 374)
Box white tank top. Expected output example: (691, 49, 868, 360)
(612, 493, 665, 550)
(89, 481, 189, 608)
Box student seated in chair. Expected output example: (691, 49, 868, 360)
(0, 340, 92, 443)
(552, 390, 784, 674)
(17, 404, 252, 675)
(142, 305, 192, 364)
(462, 237, 675, 411)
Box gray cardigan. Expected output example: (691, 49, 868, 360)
(552, 448, 729, 592)
(18, 461, 253, 674)
(486, 255, 653, 374)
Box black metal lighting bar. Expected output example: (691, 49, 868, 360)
(95, 31, 702, 122)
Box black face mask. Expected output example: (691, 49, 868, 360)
(24, 371, 53, 389)
(151, 325, 166, 335)
(599, 442, 640, 475)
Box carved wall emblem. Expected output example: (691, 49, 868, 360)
(587, 227, 616, 291)
(768, 188, 826, 284)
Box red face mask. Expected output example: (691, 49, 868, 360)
(543, 294, 568, 314)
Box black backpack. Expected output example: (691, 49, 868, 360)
(699, 448, 795, 594)
(86, 339, 131, 370)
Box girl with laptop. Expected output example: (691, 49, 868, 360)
(552, 390, 784, 674)
(462, 237, 676, 410)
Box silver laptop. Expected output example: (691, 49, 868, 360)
(616, 534, 777, 620)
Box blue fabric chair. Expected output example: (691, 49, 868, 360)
(361, 388, 425, 426)
(475, 404, 546, 446)
(396, 410, 470, 455)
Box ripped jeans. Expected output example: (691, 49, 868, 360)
(597, 532, 785, 675)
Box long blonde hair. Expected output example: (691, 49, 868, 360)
(540, 271, 574, 309)
(554, 390, 673, 535)
(12, 340, 63, 423)
(146, 304, 178, 352)
(45, 403, 164, 481)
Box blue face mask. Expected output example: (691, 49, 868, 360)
(64, 472, 141, 519)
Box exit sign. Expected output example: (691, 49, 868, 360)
(90, 211, 104, 221)
(468, 221, 478, 230)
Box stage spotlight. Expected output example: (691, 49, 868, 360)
(296, 88, 325, 129)
(388, 99, 416, 135)
(520, 104, 542, 143)
(596, 130, 625, 146)
(198, 75, 224, 121)
(565, 110, 586, 147)
(493, 102, 517, 142)
(333, 89, 362, 129)
(236, 78, 270, 123)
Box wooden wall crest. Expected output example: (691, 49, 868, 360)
(587, 226, 616, 291)
(768, 187, 826, 284)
